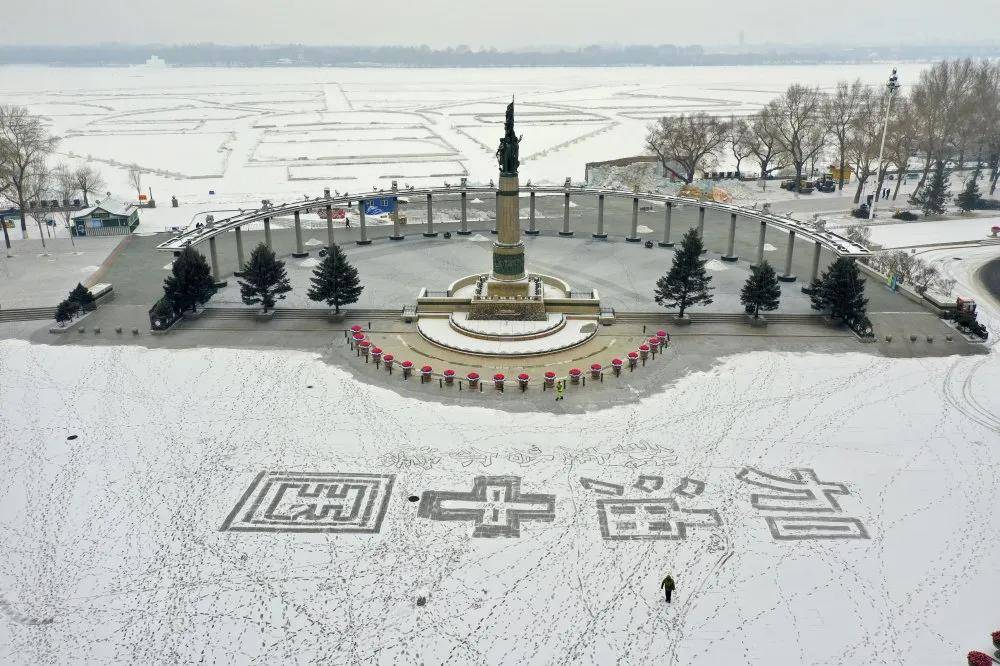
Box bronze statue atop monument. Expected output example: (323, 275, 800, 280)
(496, 100, 521, 176)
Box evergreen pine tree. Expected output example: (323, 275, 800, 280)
(955, 168, 982, 212)
(238, 243, 292, 312)
(68, 282, 96, 311)
(654, 227, 713, 317)
(810, 258, 870, 329)
(307, 244, 364, 314)
(54, 298, 80, 326)
(162, 246, 217, 314)
(910, 160, 950, 217)
(740, 260, 781, 318)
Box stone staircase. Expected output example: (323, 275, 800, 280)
(0, 306, 56, 323)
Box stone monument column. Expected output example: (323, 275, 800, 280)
(492, 173, 525, 282)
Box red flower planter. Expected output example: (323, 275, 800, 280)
(420, 365, 432, 383)
(493, 373, 505, 390)
(544, 371, 556, 388)
(517, 372, 529, 391)
(627, 351, 638, 369)
(590, 363, 602, 379)
(358, 339, 371, 356)
(383, 353, 394, 371)
(371, 347, 382, 365)
(443, 368, 455, 384)
(350, 325, 363, 333)
(611, 357, 623, 376)
(639, 344, 650, 360)
(968, 652, 993, 666)
(351, 331, 366, 349)
(467, 371, 480, 388)
(568, 368, 582, 384)
(401, 360, 413, 378)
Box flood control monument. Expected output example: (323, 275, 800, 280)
(415, 101, 603, 356)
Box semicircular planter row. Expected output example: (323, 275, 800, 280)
(346, 325, 671, 393)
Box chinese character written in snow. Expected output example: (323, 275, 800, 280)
(735, 467, 869, 540)
(579, 475, 722, 541)
(417, 476, 556, 538)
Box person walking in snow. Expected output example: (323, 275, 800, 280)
(660, 574, 675, 603)
(555, 379, 565, 401)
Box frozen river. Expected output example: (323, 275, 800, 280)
(2, 63, 925, 219)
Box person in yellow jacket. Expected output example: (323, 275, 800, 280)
(555, 379, 565, 401)
(660, 574, 675, 603)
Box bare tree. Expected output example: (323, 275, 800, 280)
(646, 113, 729, 183)
(743, 106, 787, 188)
(24, 166, 52, 250)
(0, 105, 59, 248)
(824, 80, 865, 191)
(53, 164, 79, 242)
(847, 88, 887, 204)
(909, 60, 977, 191)
(725, 117, 754, 178)
(885, 99, 919, 200)
(73, 165, 105, 207)
(128, 164, 143, 200)
(769, 85, 828, 192)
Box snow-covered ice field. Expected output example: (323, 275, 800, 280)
(1, 63, 930, 232)
(1, 252, 998, 664)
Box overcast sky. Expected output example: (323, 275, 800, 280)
(3, 0, 997, 47)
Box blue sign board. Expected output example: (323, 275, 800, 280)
(364, 196, 397, 216)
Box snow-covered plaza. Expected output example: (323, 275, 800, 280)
(1, 246, 999, 664)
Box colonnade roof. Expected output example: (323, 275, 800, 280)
(155, 184, 870, 257)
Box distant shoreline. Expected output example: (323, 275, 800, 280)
(1, 43, 997, 69)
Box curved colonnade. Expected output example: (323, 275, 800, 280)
(156, 183, 870, 290)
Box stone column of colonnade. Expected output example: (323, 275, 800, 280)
(658, 201, 673, 248)
(292, 210, 308, 258)
(754, 220, 767, 267)
(722, 212, 739, 262)
(390, 183, 404, 241)
(779, 230, 797, 282)
(458, 186, 471, 235)
(593, 194, 607, 239)
(697, 206, 707, 253)
(626, 196, 641, 242)
(559, 185, 573, 236)
(525, 190, 539, 235)
(208, 236, 226, 287)
(325, 203, 334, 249)
(424, 193, 438, 237)
(263, 217, 272, 249)
(356, 199, 371, 245)
(804, 241, 822, 292)
(234, 226, 245, 272)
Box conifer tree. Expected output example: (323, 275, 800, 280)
(910, 160, 950, 216)
(307, 244, 363, 314)
(955, 168, 982, 212)
(654, 227, 714, 317)
(238, 243, 292, 312)
(740, 260, 781, 318)
(68, 282, 96, 312)
(810, 258, 870, 330)
(162, 246, 217, 314)
(54, 299, 80, 326)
